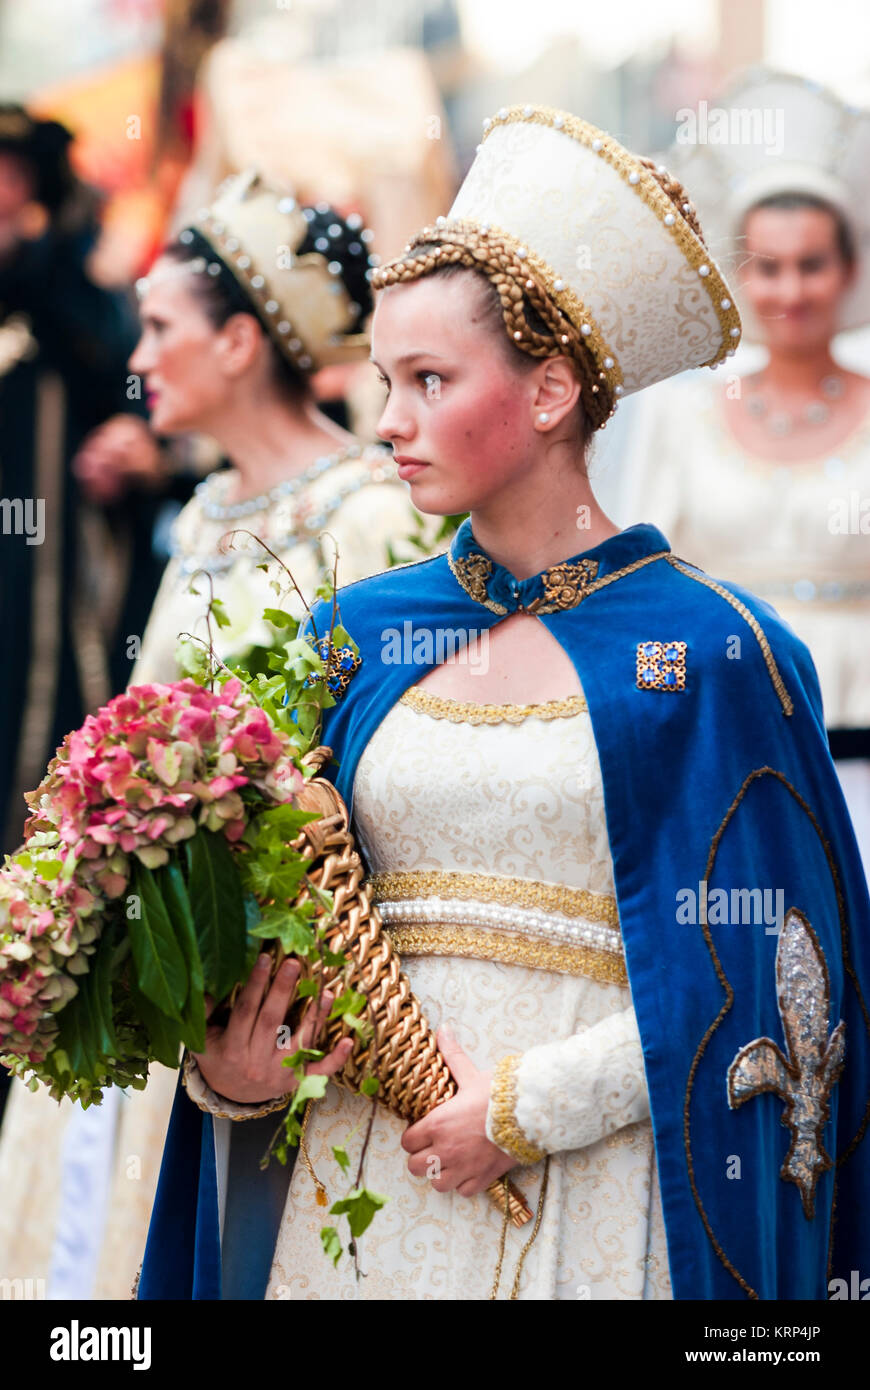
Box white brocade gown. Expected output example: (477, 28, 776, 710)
(256, 686, 673, 1300)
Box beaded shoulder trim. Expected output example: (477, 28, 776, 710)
(398, 687, 588, 724)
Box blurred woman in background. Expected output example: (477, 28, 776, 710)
(618, 70, 870, 876)
(0, 170, 440, 1300)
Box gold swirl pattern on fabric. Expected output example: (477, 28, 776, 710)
(666, 557, 794, 715)
(448, 543, 667, 615)
(368, 869, 619, 925)
(726, 907, 845, 1220)
(480, 105, 742, 368)
(398, 688, 589, 725)
(447, 548, 508, 615)
(489, 1056, 547, 1165)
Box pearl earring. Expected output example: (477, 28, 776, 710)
(537, 412, 550, 425)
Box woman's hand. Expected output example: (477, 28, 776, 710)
(401, 1026, 516, 1196)
(73, 414, 165, 504)
(193, 952, 354, 1105)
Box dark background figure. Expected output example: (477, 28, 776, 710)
(0, 106, 196, 1119)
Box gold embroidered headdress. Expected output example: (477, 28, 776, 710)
(156, 169, 376, 373)
(373, 104, 741, 430)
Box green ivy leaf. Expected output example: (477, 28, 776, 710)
(320, 1226, 343, 1267)
(210, 596, 231, 630)
(291, 1073, 329, 1107)
(332, 1145, 350, 1174)
(360, 1076, 379, 1097)
(329, 1187, 388, 1239)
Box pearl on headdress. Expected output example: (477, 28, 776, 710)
(299, 354, 312, 368)
(560, 334, 569, 344)
(516, 247, 527, 259)
(514, 330, 523, 340)
(664, 213, 675, 226)
(682, 203, 691, 214)
(726, 348, 736, 356)
(729, 326, 740, 337)
(347, 212, 363, 231)
(315, 201, 329, 214)
(525, 279, 535, 290)
(614, 384, 624, 396)
(328, 224, 341, 238)
(698, 264, 710, 277)
(179, 229, 194, 245)
(657, 164, 666, 173)
(135, 277, 148, 296)
(581, 324, 591, 336)
(553, 116, 564, 129)
(289, 338, 302, 351)
(369, 253, 381, 266)
(237, 255, 251, 269)
(554, 278, 564, 291)
(315, 237, 329, 252)
(349, 241, 363, 255)
(251, 274, 265, 289)
(277, 321, 291, 334)
(212, 222, 225, 235)
(721, 297, 731, 309)
(480, 222, 490, 233)
(327, 260, 341, 275)
(278, 197, 297, 214)
(360, 228, 374, 244)
(604, 356, 614, 368)
(628, 171, 640, 184)
(265, 299, 280, 313)
(498, 107, 508, 119)
(225, 238, 239, 252)
(207, 262, 221, 276)
(591, 384, 599, 392)
(591, 139, 603, 152)
(482, 117, 492, 131)
(523, 105, 534, 116)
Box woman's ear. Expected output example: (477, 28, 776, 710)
(531, 356, 581, 430)
(213, 312, 265, 379)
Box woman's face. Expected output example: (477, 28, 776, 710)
(740, 205, 854, 352)
(371, 274, 540, 516)
(129, 259, 239, 434)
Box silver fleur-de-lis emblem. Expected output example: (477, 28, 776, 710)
(727, 907, 845, 1219)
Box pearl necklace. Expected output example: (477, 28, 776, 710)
(744, 373, 846, 436)
(196, 443, 363, 520)
(172, 444, 394, 577)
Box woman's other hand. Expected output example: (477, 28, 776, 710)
(193, 952, 353, 1104)
(401, 1025, 515, 1196)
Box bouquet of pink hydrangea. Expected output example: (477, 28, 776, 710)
(0, 648, 341, 1103)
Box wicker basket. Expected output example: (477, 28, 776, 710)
(250, 746, 533, 1227)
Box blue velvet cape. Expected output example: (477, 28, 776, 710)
(140, 520, 870, 1300)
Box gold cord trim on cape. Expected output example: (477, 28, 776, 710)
(489, 1055, 546, 1165)
(368, 869, 619, 925)
(382, 923, 628, 984)
(481, 105, 741, 368)
(666, 557, 794, 716)
(398, 687, 589, 724)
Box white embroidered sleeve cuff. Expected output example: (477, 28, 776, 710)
(485, 1007, 650, 1162)
(181, 1052, 291, 1122)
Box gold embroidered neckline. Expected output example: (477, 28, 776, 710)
(398, 686, 588, 724)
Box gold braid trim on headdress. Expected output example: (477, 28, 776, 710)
(372, 221, 617, 430)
